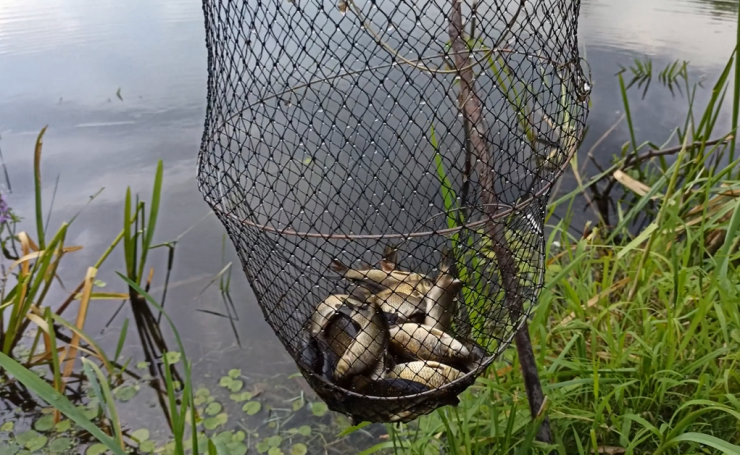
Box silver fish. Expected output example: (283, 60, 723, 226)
(424, 251, 464, 332)
(369, 287, 427, 325)
(335, 300, 390, 382)
(331, 258, 433, 294)
(350, 375, 430, 397)
(387, 361, 464, 389)
(389, 323, 471, 363)
(308, 294, 349, 337)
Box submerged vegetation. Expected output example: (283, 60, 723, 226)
(3, 13, 740, 455)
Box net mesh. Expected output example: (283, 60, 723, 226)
(198, 0, 590, 423)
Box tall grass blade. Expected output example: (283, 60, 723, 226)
(82, 358, 125, 450)
(137, 160, 163, 283)
(61, 267, 96, 379)
(33, 126, 48, 250)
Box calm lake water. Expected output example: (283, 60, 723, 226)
(0, 0, 737, 447)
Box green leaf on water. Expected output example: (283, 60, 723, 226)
(48, 437, 72, 453)
(219, 376, 233, 387)
(298, 426, 311, 437)
(226, 441, 248, 455)
(194, 395, 208, 406)
(267, 436, 282, 448)
(228, 379, 244, 392)
(25, 434, 47, 452)
(230, 391, 252, 402)
(1, 421, 14, 431)
(256, 441, 270, 454)
(213, 431, 233, 445)
(203, 413, 228, 431)
(94, 280, 107, 287)
(136, 361, 149, 370)
(0, 442, 20, 455)
(34, 415, 55, 432)
(268, 448, 284, 455)
(113, 384, 140, 402)
(228, 369, 241, 378)
(206, 402, 222, 416)
(139, 441, 157, 453)
(287, 373, 301, 379)
(196, 387, 210, 397)
(131, 428, 150, 442)
(233, 431, 246, 442)
(292, 399, 303, 412)
(243, 401, 261, 415)
(16, 431, 40, 446)
(164, 351, 181, 364)
(302, 157, 313, 166)
(140, 440, 156, 453)
(54, 420, 71, 433)
(311, 402, 328, 417)
(291, 443, 308, 455)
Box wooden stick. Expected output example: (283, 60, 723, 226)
(447, 0, 552, 444)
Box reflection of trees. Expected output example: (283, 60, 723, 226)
(692, 0, 738, 18)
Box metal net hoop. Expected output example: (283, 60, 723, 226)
(198, 0, 590, 423)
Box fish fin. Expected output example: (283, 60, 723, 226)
(438, 247, 457, 275)
(330, 259, 350, 274)
(381, 244, 399, 272)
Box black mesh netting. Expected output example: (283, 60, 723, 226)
(197, 0, 590, 423)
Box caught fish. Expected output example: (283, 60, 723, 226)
(369, 287, 427, 325)
(335, 300, 390, 382)
(379, 244, 399, 273)
(350, 376, 430, 397)
(424, 250, 463, 332)
(388, 361, 464, 389)
(322, 312, 359, 360)
(389, 323, 471, 363)
(331, 258, 433, 294)
(298, 333, 338, 382)
(308, 294, 350, 337)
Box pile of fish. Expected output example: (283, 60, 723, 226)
(298, 246, 486, 400)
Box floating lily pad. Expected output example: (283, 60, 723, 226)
(226, 441, 248, 455)
(256, 441, 270, 454)
(48, 437, 72, 453)
(77, 405, 98, 420)
(267, 435, 282, 448)
(164, 351, 181, 364)
(54, 420, 71, 433)
(195, 387, 210, 397)
(131, 428, 150, 442)
(311, 402, 328, 417)
(298, 426, 311, 437)
(229, 391, 252, 403)
(140, 440, 156, 453)
(228, 380, 244, 392)
(233, 431, 246, 442)
(206, 402, 222, 416)
(34, 415, 55, 432)
(203, 413, 228, 431)
(268, 422, 277, 429)
(16, 431, 40, 446)
(291, 443, 308, 455)
(212, 431, 233, 445)
(219, 376, 233, 388)
(268, 448, 284, 455)
(113, 384, 140, 402)
(194, 395, 208, 406)
(86, 443, 108, 455)
(25, 434, 47, 452)
(1, 421, 14, 432)
(243, 401, 261, 415)
(291, 399, 303, 412)
(0, 442, 20, 455)
(228, 369, 241, 378)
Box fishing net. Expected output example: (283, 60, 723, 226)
(198, 0, 590, 423)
